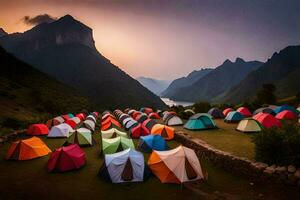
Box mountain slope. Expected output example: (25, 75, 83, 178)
(137, 77, 171, 95)
(0, 28, 7, 37)
(161, 68, 213, 98)
(0, 15, 166, 109)
(168, 58, 263, 102)
(219, 46, 300, 103)
(0, 45, 92, 122)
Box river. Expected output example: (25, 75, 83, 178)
(161, 97, 193, 107)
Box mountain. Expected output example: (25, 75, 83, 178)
(161, 68, 213, 98)
(0, 15, 166, 109)
(136, 77, 171, 95)
(0, 28, 8, 37)
(218, 46, 300, 103)
(0, 45, 92, 123)
(167, 58, 263, 102)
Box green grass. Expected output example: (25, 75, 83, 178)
(174, 119, 255, 160)
(1, 130, 300, 200)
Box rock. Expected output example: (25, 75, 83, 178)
(264, 167, 275, 175)
(288, 165, 296, 173)
(275, 166, 286, 174)
(294, 170, 300, 179)
(252, 162, 268, 171)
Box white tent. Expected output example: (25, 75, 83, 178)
(84, 119, 95, 131)
(122, 117, 132, 126)
(101, 128, 127, 139)
(48, 123, 74, 138)
(86, 115, 96, 123)
(165, 115, 183, 126)
(99, 149, 146, 183)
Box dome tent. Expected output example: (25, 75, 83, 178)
(164, 114, 183, 126)
(142, 119, 158, 132)
(65, 128, 94, 146)
(253, 113, 281, 128)
(148, 146, 204, 184)
(184, 113, 216, 130)
(46, 116, 64, 128)
(102, 136, 135, 154)
(129, 123, 150, 139)
(224, 111, 244, 123)
(48, 123, 74, 138)
(151, 124, 174, 140)
(236, 119, 262, 133)
(138, 135, 169, 153)
(148, 112, 161, 119)
(275, 110, 298, 120)
(253, 107, 275, 116)
(98, 149, 150, 183)
(47, 144, 86, 172)
(236, 107, 252, 117)
(274, 105, 300, 115)
(208, 107, 225, 119)
(101, 128, 127, 139)
(223, 108, 234, 117)
(27, 124, 49, 136)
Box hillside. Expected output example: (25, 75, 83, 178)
(161, 68, 213, 98)
(0, 15, 166, 109)
(218, 46, 300, 103)
(137, 77, 171, 95)
(0, 46, 92, 126)
(168, 58, 263, 102)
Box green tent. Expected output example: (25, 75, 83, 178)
(184, 113, 217, 130)
(102, 136, 135, 154)
(65, 128, 93, 146)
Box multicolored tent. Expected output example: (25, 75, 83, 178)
(184, 113, 216, 130)
(148, 112, 161, 119)
(275, 110, 298, 120)
(142, 119, 158, 132)
(136, 113, 148, 123)
(208, 107, 225, 119)
(101, 128, 127, 139)
(224, 111, 244, 123)
(274, 105, 300, 115)
(47, 144, 85, 172)
(151, 124, 175, 140)
(83, 119, 96, 131)
(6, 137, 51, 160)
(124, 119, 138, 130)
(148, 146, 204, 184)
(236, 119, 262, 133)
(138, 135, 169, 152)
(164, 114, 183, 126)
(236, 107, 252, 117)
(65, 128, 94, 146)
(98, 149, 150, 183)
(253, 113, 281, 128)
(27, 124, 49, 136)
(48, 123, 74, 138)
(223, 108, 234, 117)
(102, 136, 135, 154)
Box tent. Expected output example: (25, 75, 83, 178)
(140, 107, 153, 115)
(275, 110, 298, 120)
(119, 114, 130, 123)
(136, 113, 148, 123)
(253, 107, 275, 116)
(101, 118, 121, 131)
(274, 105, 300, 115)
(149, 112, 161, 119)
(208, 107, 225, 119)
(142, 119, 158, 132)
(124, 119, 138, 130)
(253, 113, 281, 128)
(184, 113, 216, 130)
(65, 128, 93, 146)
(102, 113, 114, 121)
(151, 124, 174, 140)
(65, 119, 77, 129)
(99, 149, 150, 183)
(236, 119, 262, 133)
(48, 123, 74, 138)
(163, 111, 177, 121)
(46, 116, 64, 128)
(138, 135, 169, 152)
(101, 128, 127, 139)
(223, 108, 234, 117)
(224, 111, 244, 123)
(148, 146, 204, 184)
(47, 144, 85, 172)
(132, 111, 142, 120)
(75, 113, 85, 121)
(27, 124, 49, 136)
(184, 109, 195, 115)
(86, 115, 96, 123)
(237, 107, 252, 117)
(129, 123, 150, 138)
(6, 137, 51, 160)
(102, 136, 135, 154)
(164, 114, 183, 126)
(68, 113, 74, 118)
(84, 119, 96, 131)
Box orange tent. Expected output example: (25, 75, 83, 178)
(148, 146, 204, 184)
(101, 118, 122, 131)
(151, 124, 174, 140)
(6, 137, 51, 160)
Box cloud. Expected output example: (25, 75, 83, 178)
(22, 14, 57, 25)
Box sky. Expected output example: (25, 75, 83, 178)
(0, 0, 300, 80)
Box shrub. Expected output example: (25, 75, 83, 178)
(193, 102, 211, 113)
(253, 122, 300, 166)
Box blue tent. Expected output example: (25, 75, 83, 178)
(138, 135, 168, 152)
(224, 111, 244, 123)
(208, 107, 225, 118)
(184, 113, 217, 130)
(274, 105, 300, 115)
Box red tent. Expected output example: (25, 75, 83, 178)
(148, 112, 161, 119)
(237, 107, 252, 117)
(47, 144, 86, 172)
(75, 113, 85, 121)
(223, 108, 233, 117)
(27, 124, 49, 136)
(65, 119, 77, 129)
(129, 123, 150, 138)
(62, 115, 71, 121)
(275, 110, 298, 120)
(253, 113, 281, 128)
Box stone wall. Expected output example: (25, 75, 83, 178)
(175, 131, 300, 187)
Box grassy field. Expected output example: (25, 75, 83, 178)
(1, 129, 300, 200)
(174, 119, 255, 160)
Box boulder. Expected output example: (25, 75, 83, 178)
(294, 170, 300, 179)
(287, 165, 296, 173)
